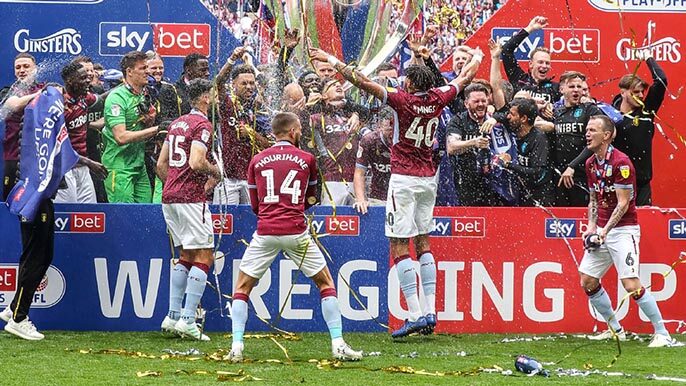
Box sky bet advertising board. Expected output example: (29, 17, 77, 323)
(0, 0, 239, 87)
(2, 204, 686, 334)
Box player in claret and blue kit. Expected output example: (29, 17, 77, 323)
(579, 115, 678, 348)
(156, 79, 222, 341)
(228, 112, 362, 362)
(308, 46, 482, 338)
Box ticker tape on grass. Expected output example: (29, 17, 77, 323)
(136, 369, 263, 381)
(68, 346, 686, 381)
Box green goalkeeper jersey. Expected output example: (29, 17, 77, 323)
(102, 85, 146, 170)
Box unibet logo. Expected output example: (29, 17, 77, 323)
(99, 22, 210, 57)
(55, 212, 106, 233)
(430, 217, 486, 238)
(491, 27, 600, 63)
(311, 215, 360, 236)
(212, 214, 233, 235)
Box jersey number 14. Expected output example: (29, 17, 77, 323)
(261, 169, 301, 204)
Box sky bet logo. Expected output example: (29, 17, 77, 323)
(212, 214, 233, 235)
(430, 217, 486, 238)
(99, 22, 210, 57)
(545, 218, 588, 239)
(491, 28, 600, 63)
(55, 212, 105, 233)
(669, 219, 686, 240)
(311, 216, 360, 236)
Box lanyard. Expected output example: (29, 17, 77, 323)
(593, 145, 614, 202)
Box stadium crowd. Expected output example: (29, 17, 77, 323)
(1, 6, 665, 209)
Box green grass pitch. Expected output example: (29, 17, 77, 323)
(1, 331, 684, 385)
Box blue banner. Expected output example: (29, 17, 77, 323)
(0, 0, 240, 87)
(7, 86, 78, 221)
(0, 204, 389, 332)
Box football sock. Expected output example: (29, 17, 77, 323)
(320, 288, 343, 343)
(168, 261, 191, 320)
(231, 293, 249, 344)
(586, 284, 622, 332)
(395, 255, 422, 321)
(181, 264, 209, 323)
(418, 251, 437, 315)
(633, 287, 668, 336)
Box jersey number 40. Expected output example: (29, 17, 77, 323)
(405, 117, 439, 148)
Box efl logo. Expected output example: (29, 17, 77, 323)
(99, 22, 211, 57)
(212, 214, 233, 235)
(312, 215, 360, 236)
(0, 265, 65, 308)
(430, 217, 486, 238)
(668, 219, 686, 240)
(545, 218, 589, 239)
(55, 212, 106, 233)
(491, 28, 600, 63)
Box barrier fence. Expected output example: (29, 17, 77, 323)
(1, 204, 684, 334)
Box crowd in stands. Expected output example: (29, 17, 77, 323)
(1, 5, 666, 210)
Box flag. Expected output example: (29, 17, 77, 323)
(486, 124, 520, 205)
(256, 1, 276, 63)
(7, 86, 78, 221)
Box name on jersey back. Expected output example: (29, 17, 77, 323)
(255, 153, 309, 170)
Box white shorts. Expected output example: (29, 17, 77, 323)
(385, 174, 437, 238)
(321, 181, 354, 206)
(213, 178, 250, 205)
(579, 225, 641, 279)
(239, 230, 327, 279)
(54, 165, 97, 204)
(162, 203, 214, 250)
(368, 198, 386, 206)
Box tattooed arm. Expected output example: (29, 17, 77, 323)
(308, 48, 385, 101)
(599, 188, 630, 242)
(583, 191, 599, 240)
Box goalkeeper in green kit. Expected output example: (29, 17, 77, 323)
(102, 51, 161, 203)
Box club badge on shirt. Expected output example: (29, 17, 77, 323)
(620, 165, 630, 179)
(606, 165, 612, 177)
(110, 104, 121, 117)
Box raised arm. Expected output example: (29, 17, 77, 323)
(501, 16, 548, 83)
(216, 46, 246, 97)
(642, 50, 667, 114)
(309, 48, 385, 101)
(449, 47, 483, 91)
(488, 39, 507, 110)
